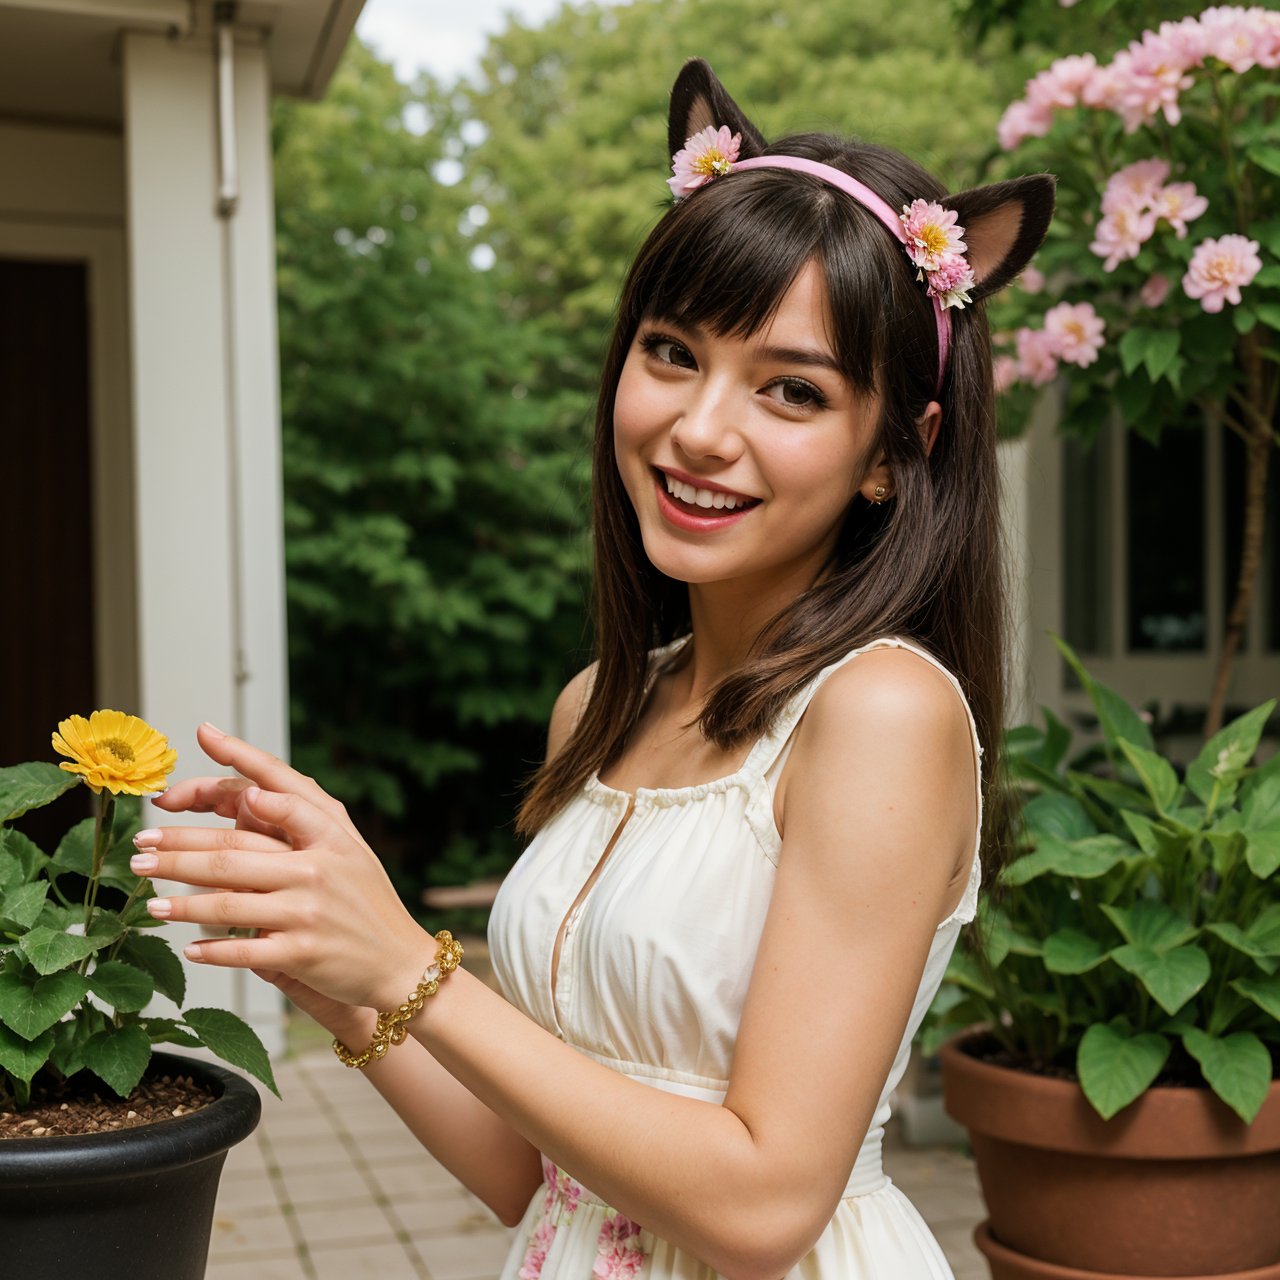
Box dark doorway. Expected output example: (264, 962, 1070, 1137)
(0, 257, 96, 849)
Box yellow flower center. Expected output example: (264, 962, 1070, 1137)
(99, 737, 137, 766)
(693, 150, 731, 178)
(918, 224, 950, 257)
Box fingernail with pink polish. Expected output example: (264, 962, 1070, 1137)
(147, 898, 171, 918)
(201, 722, 226, 737)
(131, 853, 158, 874)
(133, 829, 162, 848)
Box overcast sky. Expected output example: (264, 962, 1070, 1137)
(355, 0, 567, 84)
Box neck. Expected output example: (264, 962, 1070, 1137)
(670, 553, 833, 706)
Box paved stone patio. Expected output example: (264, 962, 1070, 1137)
(208, 1044, 989, 1279)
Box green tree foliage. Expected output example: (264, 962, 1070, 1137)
(455, 0, 1035, 404)
(274, 41, 588, 888)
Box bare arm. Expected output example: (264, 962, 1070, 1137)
(149, 649, 974, 1278)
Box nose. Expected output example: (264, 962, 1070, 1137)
(669, 378, 744, 463)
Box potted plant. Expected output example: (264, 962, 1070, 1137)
(0, 710, 277, 1280)
(921, 636, 1280, 1280)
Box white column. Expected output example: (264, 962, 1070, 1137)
(124, 29, 287, 1054)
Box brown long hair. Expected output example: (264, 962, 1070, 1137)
(517, 131, 1042, 902)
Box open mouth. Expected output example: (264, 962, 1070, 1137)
(653, 468, 762, 517)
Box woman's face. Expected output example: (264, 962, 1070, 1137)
(613, 259, 885, 596)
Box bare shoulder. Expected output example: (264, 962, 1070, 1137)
(545, 662, 599, 765)
(778, 643, 978, 841)
(806, 643, 974, 750)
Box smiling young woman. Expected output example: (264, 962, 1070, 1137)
(142, 58, 1054, 1280)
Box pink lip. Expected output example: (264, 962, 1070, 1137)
(657, 465, 758, 502)
(651, 470, 760, 533)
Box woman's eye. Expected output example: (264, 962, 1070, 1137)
(764, 378, 827, 410)
(640, 334, 696, 369)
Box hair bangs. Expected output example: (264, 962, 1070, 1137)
(620, 170, 909, 400)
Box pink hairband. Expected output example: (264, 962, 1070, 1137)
(669, 128, 976, 394)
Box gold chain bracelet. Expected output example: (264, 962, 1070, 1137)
(333, 930, 464, 1069)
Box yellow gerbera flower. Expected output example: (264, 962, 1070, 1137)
(52, 710, 177, 796)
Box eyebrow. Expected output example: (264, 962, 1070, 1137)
(754, 344, 843, 375)
(654, 319, 842, 376)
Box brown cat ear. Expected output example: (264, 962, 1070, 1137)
(667, 58, 768, 165)
(944, 175, 1057, 302)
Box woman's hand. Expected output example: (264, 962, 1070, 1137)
(136, 723, 434, 1012)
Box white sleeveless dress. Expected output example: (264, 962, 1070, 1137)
(487, 635, 984, 1279)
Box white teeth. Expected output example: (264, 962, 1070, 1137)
(662, 471, 750, 512)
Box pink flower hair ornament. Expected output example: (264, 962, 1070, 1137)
(668, 131, 976, 312)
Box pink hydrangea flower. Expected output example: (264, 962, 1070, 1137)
(519, 1221, 557, 1280)
(1201, 5, 1271, 73)
(1015, 327, 1060, 387)
(900, 200, 967, 271)
(1019, 265, 1046, 295)
(1182, 234, 1262, 312)
(1102, 159, 1170, 215)
(1043, 301, 1106, 368)
(997, 99, 1053, 151)
(1151, 182, 1208, 238)
(993, 354, 1020, 394)
(668, 126, 741, 198)
(1139, 273, 1172, 308)
(592, 1212, 647, 1280)
(1090, 205, 1158, 272)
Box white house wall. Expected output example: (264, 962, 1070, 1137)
(124, 30, 288, 1052)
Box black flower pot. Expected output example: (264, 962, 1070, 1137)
(0, 1051, 262, 1280)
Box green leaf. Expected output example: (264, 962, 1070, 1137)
(1099, 898, 1199, 950)
(1051, 635, 1154, 754)
(48, 1014, 95, 1078)
(0, 968, 89, 1040)
(0, 1023, 55, 1084)
(1022, 791, 1096, 842)
(1186, 702, 1276, 808)
(0, 882, 49, 930)
(1246, 824, 1280, 879)
(1234, 305, 1258, 335)
(182, 1007, 279, 1098)
(1118, 328, 1151, 377)
(1117, 738, 1180, 813)
(1182, 1028, 1272, 1124)
(0, 829, 49, 889)
(1244, 774, 1280, 829)
(140, 1017, 203, 1049)
(19, 927, 99, 975)
(1001, 833, 1135, 886)
(1231, 974, 1280, 1022)
(52, 818, 95, 876)
(81, 1024, 152, 1098)
(1257, 302, 1280, 333)
(1043, 928, 1110, 974)
(1077, 1022, 1171, 1120)
(1110, 943, 1211, 1015)
(86, 960, 155, 1013)
(1143, 330, 1180, 383)
(1247, 145, 1280, 178)
(941, 947, 996, 1000)
(1203, 905, 1280, 974)
(116, 933, 186, 1005)
(0, 762, 82, 822)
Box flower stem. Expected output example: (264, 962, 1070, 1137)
(78, 791, 116, 974)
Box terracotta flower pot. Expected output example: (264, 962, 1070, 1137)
(0, 1051, 261, 1280)
(939, 1025, 1280, 1279)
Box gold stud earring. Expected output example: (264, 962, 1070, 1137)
(873, 484, 887, 504)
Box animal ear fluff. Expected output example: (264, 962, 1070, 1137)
(944, 176, 1057, 302)
(667, 58, 768, 162)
